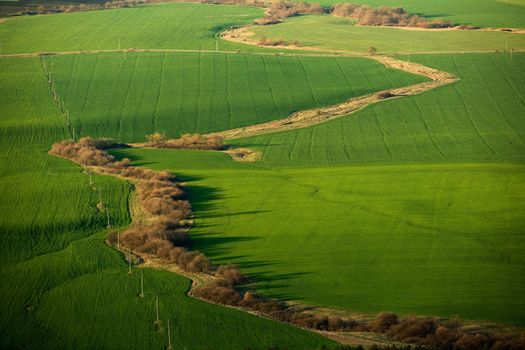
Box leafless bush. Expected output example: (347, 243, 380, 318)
(216, 264, 246, 285)
(146, 133, 225, 150)
(369, 312, 399, 333)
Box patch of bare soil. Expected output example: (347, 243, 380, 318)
(224, 147, 261, 161)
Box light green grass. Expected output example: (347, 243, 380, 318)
(112, 148, 525, 325)
(46, 51, 425, 141)
(0, 57, 335, 349)
(297, 0, 525, 28)
(0, 3, 263, 54)
(233, 53, 525, 167)
(249, 15, 525, 54)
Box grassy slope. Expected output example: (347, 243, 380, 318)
(297, 0, 525, 29)
(0, 3, 263, 54)
(113, 148, 525, 325)
(234, 53, 525, 166)
(47, 51, 425, 141)
(249, 15, 525, 55)
(113, 53, 525, 325)
(0, 57, 335, 349)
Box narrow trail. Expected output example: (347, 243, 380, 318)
(205, 52, 459, 140)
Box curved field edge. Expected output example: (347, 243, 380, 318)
(114, 147, 525, 326)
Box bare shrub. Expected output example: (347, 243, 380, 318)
(216, 264, 245, 285)
(145, 133, 225, 150)
(387, 316, 437, 344)
(369, 312, 399, 333)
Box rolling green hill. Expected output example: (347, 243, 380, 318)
(112, 148, 525, 326)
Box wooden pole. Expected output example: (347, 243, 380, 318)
(128, 248, 132, 274)
(139, 270, 145, 298)
(155, 295, 160, 325)
(167, 319, 173, 350)
(106, 206, 111, 228)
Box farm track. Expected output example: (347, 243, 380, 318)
(205, 54, 459, 139)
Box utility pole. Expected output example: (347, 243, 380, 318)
(155, 295, 160, 326)
(128, 247, 132, 274)
(139, 270, 145, 298)
(106, 205, 111, 228)
(167, 319, 173, 350)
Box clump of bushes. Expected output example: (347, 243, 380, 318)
(331, 3, 454, 28)
(145, 132, 225, 150)
(256, 37, 299, 46)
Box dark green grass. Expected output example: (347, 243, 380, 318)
(233, 53, 525, 167)
(46, 51, 425, 141)
(0, 57, 335, 349)
(0, 3, 263, 54)
(113, 148, 525, 325)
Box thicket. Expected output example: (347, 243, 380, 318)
(331, 3, 455, 28)
(145, 132, 225, 150)
(51, 138, 525, 349)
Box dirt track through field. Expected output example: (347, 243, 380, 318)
(205, 52, 458, 140)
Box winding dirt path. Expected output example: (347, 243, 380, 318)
(205, 51, 458, 140)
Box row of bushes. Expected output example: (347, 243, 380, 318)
(50, 137, 211, 274)
(145, 132, 225, 150)
(331, 3, 455, 28)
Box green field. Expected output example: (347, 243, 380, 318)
(0, 3, 263, 54)
(0, 57, 335, 349)
(46, 51, 425, 141)
(1, 0, 525, 347)
(112, 148, 525, 325)
(249, 15, 525, 54)
(296, 0, 525, 28)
